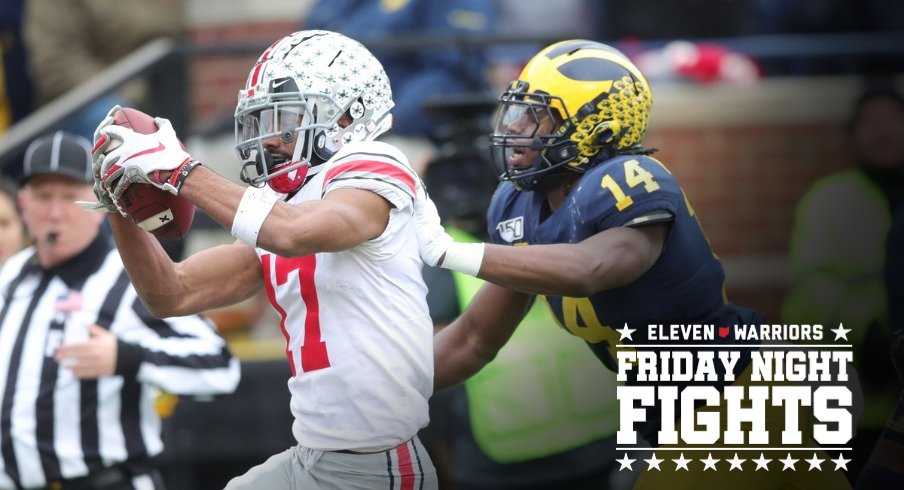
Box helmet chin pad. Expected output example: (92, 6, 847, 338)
(268, 165, 309, 193)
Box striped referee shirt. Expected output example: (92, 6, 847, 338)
(0, 234, 240, 489)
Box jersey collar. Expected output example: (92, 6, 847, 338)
(44, 233, 110, 289)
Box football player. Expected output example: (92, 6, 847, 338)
(90, 31, 437, 489)
(417, 40, 851, 489)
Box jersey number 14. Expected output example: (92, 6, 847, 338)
(600, 159, 661, 211)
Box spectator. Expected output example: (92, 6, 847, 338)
(0, 131, 239, 489)
(23, 0, 184, 139)
(0, 0, 33, 133)
(486, 0, 598, 92)
(303, 0, 494, 173)
(0, 177, 25, 264)
(784, 86, 904, 480)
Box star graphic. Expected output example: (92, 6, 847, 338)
(831, 323, 851, 341)
(644, 453, 663, 471)
(780, 453, 798, 471)
(700, 453, 719, 471)
(805, 453, 824, 471)
(752, 453, 772, 471)
(616, 453, 635, 471)
(832, 453, 851, 471)
(726, 452, 745, 471)
(616, 323, 636, 341)
(673, 453, 691, 471)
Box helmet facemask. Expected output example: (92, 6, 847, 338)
(490, 83, 578, 191)
(236, 77, 355, 192)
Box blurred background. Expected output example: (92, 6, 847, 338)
(2, 0, 903, 488)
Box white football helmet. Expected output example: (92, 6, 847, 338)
(235, 30, 394, 193)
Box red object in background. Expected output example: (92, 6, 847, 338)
(637, 40, 761, 85)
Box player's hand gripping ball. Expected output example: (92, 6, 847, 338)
(95, 107, 196, 239)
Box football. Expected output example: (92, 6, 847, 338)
(109, 107, 195, 240)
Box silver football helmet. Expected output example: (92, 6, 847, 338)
(235, 30, 394, 193)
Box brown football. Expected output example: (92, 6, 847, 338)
(110, 107, 195, 240)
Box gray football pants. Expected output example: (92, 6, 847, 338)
(224, 436, 438, 490)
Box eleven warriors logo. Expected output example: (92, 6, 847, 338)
(613, 323, 854, 473)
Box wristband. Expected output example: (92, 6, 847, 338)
(167, 159, 203, 194)
(440, 242, 485, 277)
(232, 185, 280, 247)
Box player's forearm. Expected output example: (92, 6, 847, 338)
(434, 319, 497, 390)
(475, 226, 662, 297)
(434, 284, 530, 390)
(179, 166, 247, 236)
(109, 214, 188, 315)
(181, 168, 376, 257)
(180, 167, 317, 255)
(477, 243, 605, 296)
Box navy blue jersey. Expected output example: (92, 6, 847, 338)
(489, 163, 764, 371)
(487, 154, 762, 442)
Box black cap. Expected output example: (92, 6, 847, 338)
(21, 131, 93, 185)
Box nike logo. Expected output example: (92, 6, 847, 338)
(122, 142, 166, 164)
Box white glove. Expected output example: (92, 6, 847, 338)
(93, 104, 120, 148)
(414, 180, 453, 267)
(96, 116, 192, 200)
(75, 182, 120, 214)
(76, 106, 122, 214)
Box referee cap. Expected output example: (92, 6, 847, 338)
(21, 131, 93, 185)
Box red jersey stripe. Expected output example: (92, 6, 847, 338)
(323, 159, 416, 194)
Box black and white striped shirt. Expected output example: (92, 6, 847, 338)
(0, 235, 240, 489)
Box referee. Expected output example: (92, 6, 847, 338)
(0, 131, 240, 489)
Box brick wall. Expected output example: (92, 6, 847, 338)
(646, 124, 851, 319)
(638, 77, 882, 320)
(188, 22, 297, 123)
(648, 124, 850, 256)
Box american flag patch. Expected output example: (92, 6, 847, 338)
(54, 290, 83, 313)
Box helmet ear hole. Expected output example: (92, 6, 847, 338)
(546, 142, 578, 164)
(313, 131, 336, 162)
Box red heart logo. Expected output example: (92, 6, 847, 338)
(718, 326, 730, 338)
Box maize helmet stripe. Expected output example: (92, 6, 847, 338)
(519, 41, 651, 122)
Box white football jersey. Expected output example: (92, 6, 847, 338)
(255, 141, 433, 452)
